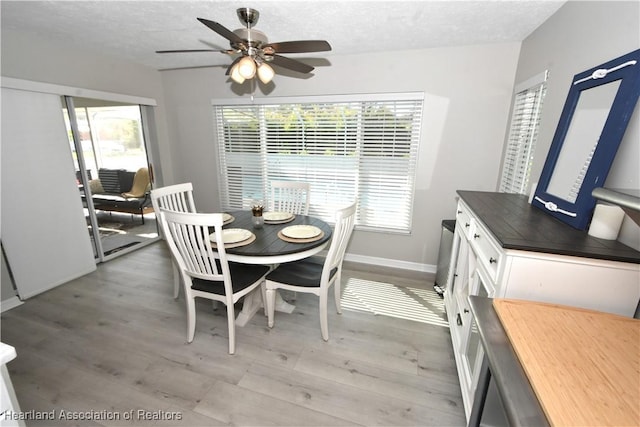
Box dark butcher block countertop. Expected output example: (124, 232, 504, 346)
(457, 191, 640, 264)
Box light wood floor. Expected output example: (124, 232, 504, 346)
(1, 242, 465, 426)
(91, 211, 159, 256)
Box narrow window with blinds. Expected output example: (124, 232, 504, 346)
(499, 71, 548, 195)
(213, 93, 424, 233)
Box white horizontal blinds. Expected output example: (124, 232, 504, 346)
(358, 100, 421, 231)
(215, 106, 265, 208)
(214, 93, 423, 232)
(500, 73, 547, 194)
(264, 103, 359, 221)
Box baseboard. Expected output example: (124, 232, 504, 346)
(0, 296, 23, 313)
(344, 253, 436, 274)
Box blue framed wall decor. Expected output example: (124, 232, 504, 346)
(532, 49, 640, 230)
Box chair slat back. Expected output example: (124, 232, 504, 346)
(159, 209, 230, 283)
(270, 181, 310, 215)
(322, 200, 358, 284)
(151, 183, 196, 214)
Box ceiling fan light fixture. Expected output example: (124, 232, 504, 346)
(158, 9, 331, 86)
(238, 56, 257, 79)
(230, 63, 245, 84)
(257, 62, 275, 84)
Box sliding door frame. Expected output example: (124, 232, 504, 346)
(63, 96, 105, 260)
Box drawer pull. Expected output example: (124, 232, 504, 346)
(457, 210, 462, 214)
(456, 313, 463, 326)
(465, 223, 470, 228)
(473, 233, 480, 239)
(490, 257, 497, 264)
(463, 308, 469, 314)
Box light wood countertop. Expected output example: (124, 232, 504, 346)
(493, 298, 639, 426)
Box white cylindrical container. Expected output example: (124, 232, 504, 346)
(588, 204, 626, 240)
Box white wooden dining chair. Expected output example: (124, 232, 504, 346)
(269, 180, 311, 303)
(270, 181, 310, 215)
(151, 183, 197, 299)
(265, 199, 358, 341)
(159, 209, 269, 354)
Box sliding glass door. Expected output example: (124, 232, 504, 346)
(63, 96, 159, 261)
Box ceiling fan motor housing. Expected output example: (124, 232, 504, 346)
(237, 8, 259, 28)
(232, 28, 268, 48)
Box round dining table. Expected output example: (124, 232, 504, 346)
(219, 210, 333, 326)
(222, 210, 332, 263)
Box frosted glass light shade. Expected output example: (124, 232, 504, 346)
(230, 64, 245, 84)
(257, 62, 275, 84)
(238, 56, 256, 79)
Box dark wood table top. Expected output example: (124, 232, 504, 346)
(221, 210, 332, 263)
(457, 191, 640, 264)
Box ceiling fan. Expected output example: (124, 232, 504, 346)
(156, 7, 332, 84)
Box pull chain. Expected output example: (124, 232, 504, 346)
(251, 77, 255, 101)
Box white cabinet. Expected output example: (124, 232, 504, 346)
(444, 194, 640, 422)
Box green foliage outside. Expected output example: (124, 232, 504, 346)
(222, 102, 415, 158)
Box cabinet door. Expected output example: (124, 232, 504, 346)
(454, 237, 476, 337)
(459, 266, 494, 408)
(448, 235, 472, 350)
(445, 228, 468, 348)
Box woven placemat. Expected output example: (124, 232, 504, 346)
(277, 230, 325, 243)
(264, 216, 296, 225)
(211, 233, 256, 248)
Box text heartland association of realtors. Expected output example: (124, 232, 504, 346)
(3, 409, 183, 421)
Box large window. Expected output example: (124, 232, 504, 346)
(214, 93, 423, 233)
(499, 71, 548, 195)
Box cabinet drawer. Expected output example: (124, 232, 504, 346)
(470, 221, 502, 282)
(456, 201, 474, 240)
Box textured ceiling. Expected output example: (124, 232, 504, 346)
(1, 1, 566, 71)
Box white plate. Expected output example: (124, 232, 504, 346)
(209, 228, 252, 244)
(264, 211, 293, 221)
(281, 225, 321, 239)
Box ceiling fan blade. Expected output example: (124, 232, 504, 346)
(225, 56, 243, 75)
(197, 18, 245, 45)
(156, 49, 220, 54)
(269, 55, 314, 74)
(263, 40, 332, 54)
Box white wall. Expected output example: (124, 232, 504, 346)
(160, 43, 521, 270)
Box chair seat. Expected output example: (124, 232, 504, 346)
(193, 262, 270, 295)
(266, 259, 337, 288)
(264, 200, 357, 341)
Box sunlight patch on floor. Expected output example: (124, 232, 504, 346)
(341, 277, 449, 327)
(138, 232, 159, 238)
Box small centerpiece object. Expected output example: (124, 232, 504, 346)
(251, 200, 264, 229)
